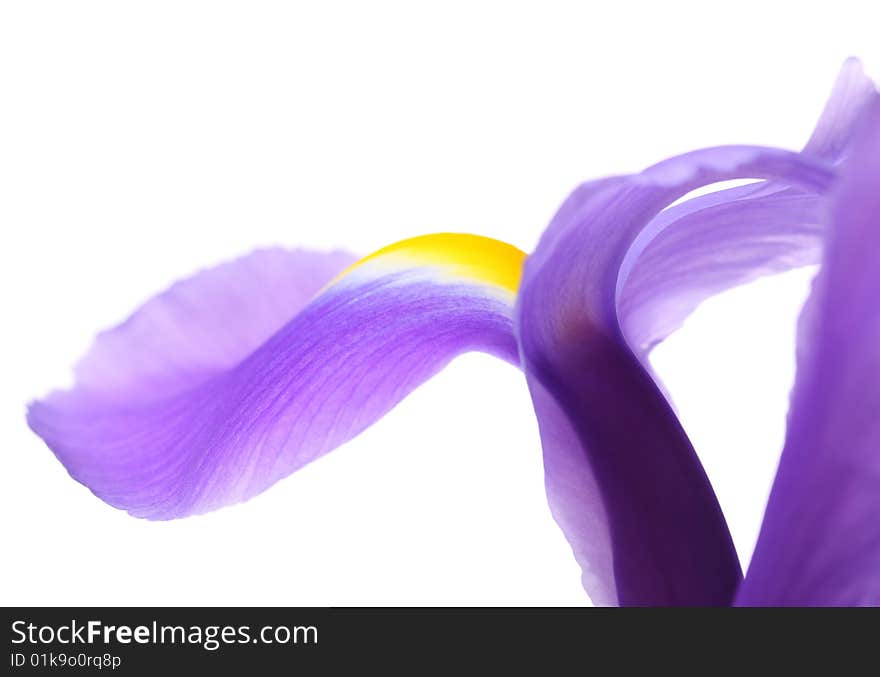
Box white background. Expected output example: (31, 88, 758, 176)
(1, 1, 877, 605)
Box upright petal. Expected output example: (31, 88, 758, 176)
(518, 147, 835, 605)
(803, 57, 878, 160)
(28, 234, 525, 519)
(738, 100, 880, 606)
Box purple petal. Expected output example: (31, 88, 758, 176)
(535, 61, 872, 604)
(737, 100, 880, 606)
(72, 248, 357, 400)
(803, 57, 878, 159)
(619, 186, 823, 355)
(518, 147, 835, 605)
(28, 235, 525, 519)
(620, 59, 876, 356)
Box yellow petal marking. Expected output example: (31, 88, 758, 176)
(332, 233, 526, 293)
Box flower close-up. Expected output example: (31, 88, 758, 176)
(26, 58, 880, 607)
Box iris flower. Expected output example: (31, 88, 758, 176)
(28, 59, 880, 606)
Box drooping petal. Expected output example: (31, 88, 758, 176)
(72, 248, 358, 400)
(28, 234, 525, 519)
(518, 147, 835, 606)
(737, 100, 880, 606)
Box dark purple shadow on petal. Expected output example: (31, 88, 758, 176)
(518, 147, 835, 605)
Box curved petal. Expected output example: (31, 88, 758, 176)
(737, 100, 880, 606)
(518, 147, 835, 606)
(28, 234, 526, 519)
(71, 248, 358, 400)
(620, 58, 876, 356)
(803, 57, 878, 160)
(619, 187, 823, 355)
(527, 61, 875, 604)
